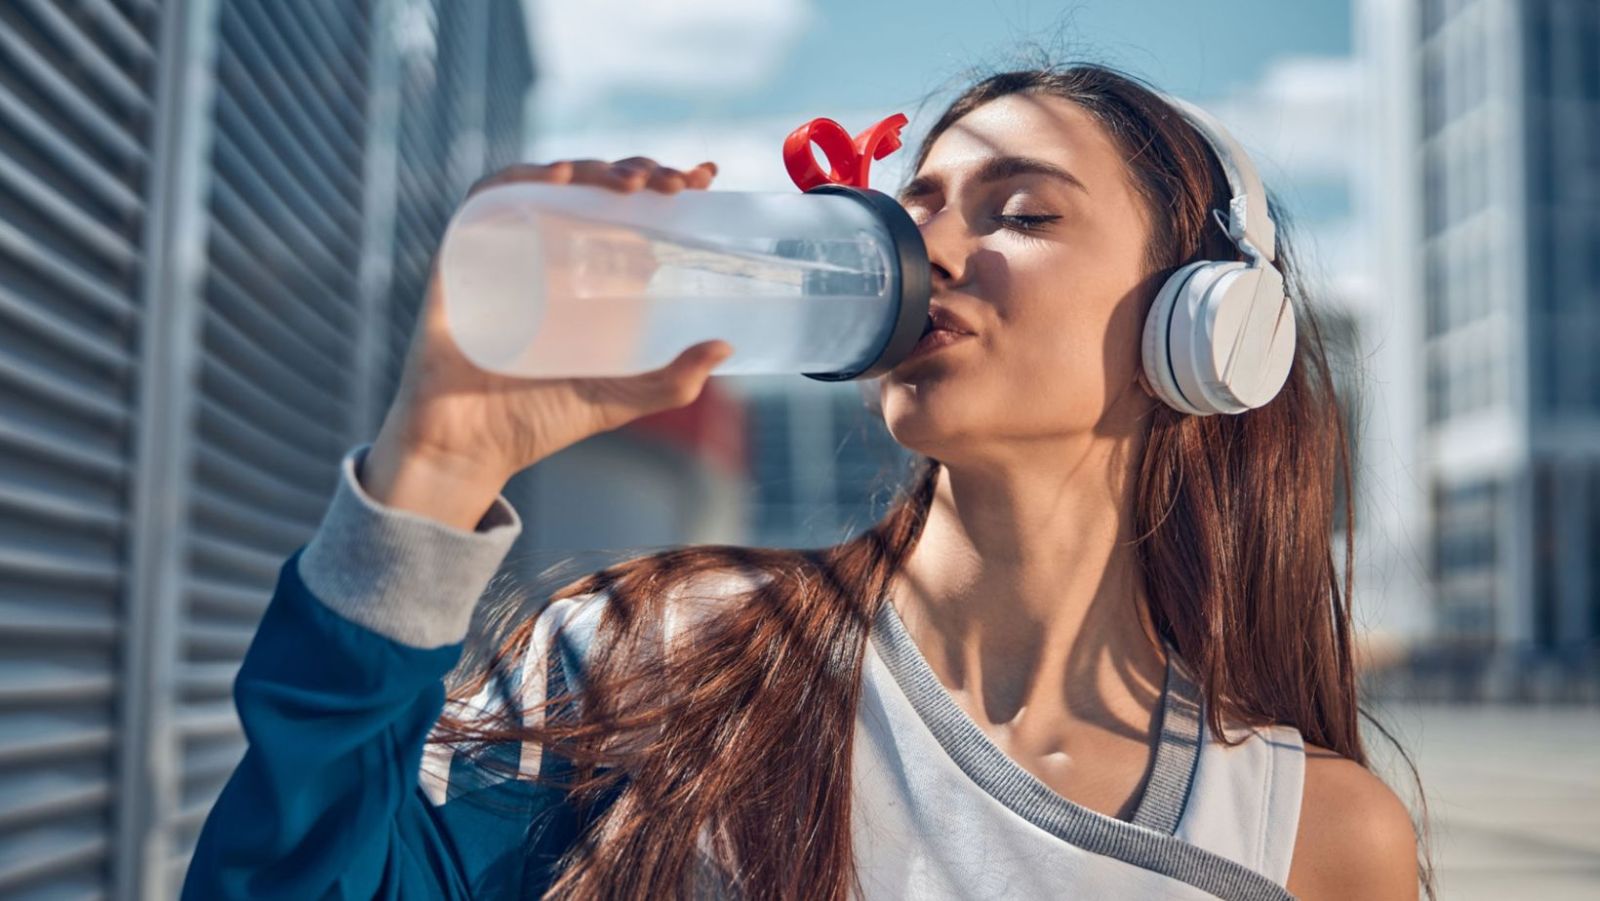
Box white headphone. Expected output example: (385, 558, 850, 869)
(1140, 97, 1297, 416)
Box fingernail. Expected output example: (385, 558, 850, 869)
(700, 161, 718, 175)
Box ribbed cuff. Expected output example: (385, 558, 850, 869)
(297, 442, 524, 648)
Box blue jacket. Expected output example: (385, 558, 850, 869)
(181, 443, 604, 900)
(181, 547, 597, 900)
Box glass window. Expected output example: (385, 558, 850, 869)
(1591, 228, 1600, 292)
(1431, 477, 1500, 644)
(1585, 6, 1600, 101)
(1533, 463, 1559, 647)
(1468, 18, 1491, 111)
(1475, 251, 1490, 322)
(1423, 50, 1444, 137)
(1530, 1, 1554, 100)
(1588, 466, 1600, 642)
(1423, 0, 1446, 38)
(1536, 106, 1559, 207)
(1541, 318, 1560, 410)
(1425, 154, 1446, 234)
(1427, 354, 1444, 423)
(1426, 252, 1445, 337)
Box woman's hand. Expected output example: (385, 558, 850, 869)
(362, 157, 727, 529)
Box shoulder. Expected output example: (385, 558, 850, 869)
(1286, 739, 1419, 900)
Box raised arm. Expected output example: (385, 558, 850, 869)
(180, 443, 581, 900)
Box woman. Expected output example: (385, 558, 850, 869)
(184, 64, 1429, 900)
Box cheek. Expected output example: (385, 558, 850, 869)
(1007, 254, 1135, 360)
(996, 254, 1148, 410)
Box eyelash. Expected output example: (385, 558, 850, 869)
(993, 214, 1061, 233)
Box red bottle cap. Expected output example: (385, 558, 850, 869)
(783, 113, 909, 191)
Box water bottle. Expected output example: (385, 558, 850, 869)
(434, 181, 931, 381)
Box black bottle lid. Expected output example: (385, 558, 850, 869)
(799, 184, 931, 382)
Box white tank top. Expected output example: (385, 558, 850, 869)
(856, 599, 1305, 900)
(499, 581, 1306, 900)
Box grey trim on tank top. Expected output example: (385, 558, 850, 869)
(869, 601, 1294, 901)
(1129, 647, 1204, 835)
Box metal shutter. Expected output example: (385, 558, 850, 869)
(0, 1, 534, 894)
(382, 0, 455, 405)
(482, 0, 533, 173)
(162, 2, 376, 887)
(379, 0, 533, 409)
(0, 0, 161, 896)
(381, 0, 475, 404)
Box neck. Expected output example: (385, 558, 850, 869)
(890, 430, 1168, 734)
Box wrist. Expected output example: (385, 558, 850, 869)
(360, 436, 511, 532)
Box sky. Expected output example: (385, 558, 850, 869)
(521, 1, 1361, 285)
(528, 0, 1351, 134)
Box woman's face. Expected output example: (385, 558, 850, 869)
(879, 93, 1162, 464)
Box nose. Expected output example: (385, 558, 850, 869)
(918, 210, 970, 293)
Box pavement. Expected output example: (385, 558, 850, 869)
(1364, 702, 1600, 900)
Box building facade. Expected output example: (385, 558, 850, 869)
(0, 1, 535, 897)
(1383, 0, 1600, 694)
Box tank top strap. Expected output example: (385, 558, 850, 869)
(1128, 640, 1204, 834)
(1165, 650, 1306, 887)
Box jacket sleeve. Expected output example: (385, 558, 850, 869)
(180, 443, 592, 900)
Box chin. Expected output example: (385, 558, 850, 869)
(879, 387, 982, 459)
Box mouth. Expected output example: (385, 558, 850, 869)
(924, 301, 978, 338)
(903, 322, 975, 363)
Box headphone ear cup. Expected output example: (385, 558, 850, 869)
(1142, 261, 1213, 416)
(1209, 265, 1295, 409)
(1168, 262, 1250, 415)
(1178, 263, 1296, 413)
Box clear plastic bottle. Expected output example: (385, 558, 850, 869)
(435, 182, 929, 381)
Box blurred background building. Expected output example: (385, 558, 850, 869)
(0, 1, 1596, 899)
(1362, 0, 1600, 700)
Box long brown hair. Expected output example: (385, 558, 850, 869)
(436, 62, 1433, 900)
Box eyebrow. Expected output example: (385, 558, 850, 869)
(896, 155, 1089, 204)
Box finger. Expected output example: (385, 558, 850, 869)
(654, 341, 735, 405)
(667, 340, 734, 381)
(609, 161, 653, 188)
(567, 158, 641, 192)
(684, 161, 717, 190)
(590, 340, 735, 428)
(611, 156, 661, 172)
(466, 160, 573, 198)
(646, 166, 689, 194)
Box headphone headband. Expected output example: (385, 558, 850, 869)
(1139, 94, 1297, 418)
(1161, 96, 1277, 264)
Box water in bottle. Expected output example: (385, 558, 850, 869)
(435, 181, 930, 381)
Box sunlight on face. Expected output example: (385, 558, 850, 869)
(879, 93, 1160, 465)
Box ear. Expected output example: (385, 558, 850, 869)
(1133, 360, 1158, 400)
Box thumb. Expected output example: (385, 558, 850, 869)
(650, 340, 735, 407)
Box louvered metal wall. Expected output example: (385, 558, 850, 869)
(380, 0, 533, 408)
(0, 1, 160, 895)
(383, 0, 467, 404)
(170, 3, 375, 888)
(0, 1, 535, 897)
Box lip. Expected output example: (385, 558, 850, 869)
(926, 300, 978, 337)
(901, 327, 974, 364)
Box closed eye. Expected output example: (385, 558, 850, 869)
(993, 214, 1061, 233)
